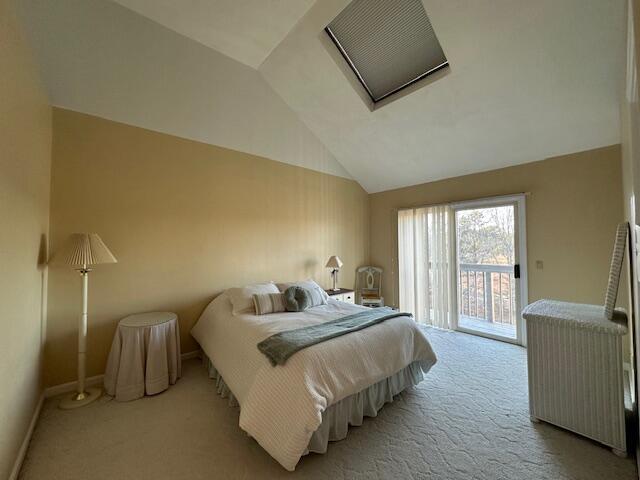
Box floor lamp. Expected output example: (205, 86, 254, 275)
(51, 233, 117, 409)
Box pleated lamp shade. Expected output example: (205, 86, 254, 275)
(51, 233, 117, 267)
(325, 256, 343, 269)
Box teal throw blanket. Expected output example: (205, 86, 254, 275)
(257, 307, 411, 366)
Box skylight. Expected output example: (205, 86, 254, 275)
(326, 0, 448, 104)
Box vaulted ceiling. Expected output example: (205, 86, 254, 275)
(111, 0, 316, 69)
(260, 0, 626, 192)
(25, 0, 626, 193)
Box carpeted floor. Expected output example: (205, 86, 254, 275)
(20, 328, 637, 479)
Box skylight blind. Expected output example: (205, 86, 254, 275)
(326, 0, 448, 103)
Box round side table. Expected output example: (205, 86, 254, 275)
(104, 312, 181, 401)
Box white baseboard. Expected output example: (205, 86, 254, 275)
(43, 350, 201, 398)
(44, 374, 105, 399)
(9, 394, 44, 480)
(181, 350, 201, 361)
(10, 349, 202, 479)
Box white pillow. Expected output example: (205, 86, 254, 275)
(227, 282, 279, 315)
(276, 279, 329, 302)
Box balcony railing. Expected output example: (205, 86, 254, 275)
(458, 263, 516, 325)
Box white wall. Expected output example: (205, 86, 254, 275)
(18, 0, 350, 180)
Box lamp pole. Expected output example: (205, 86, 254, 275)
(76, 266, 89, 400)
(59, 265, 102, 409)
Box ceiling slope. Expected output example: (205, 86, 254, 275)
(259, 0, 626, 192)
(111, 0, 316, 69)
(18, 0, 351, 180)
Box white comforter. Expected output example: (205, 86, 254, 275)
(191, 294, 437, 471)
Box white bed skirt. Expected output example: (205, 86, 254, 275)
(202, 355, 426, 455)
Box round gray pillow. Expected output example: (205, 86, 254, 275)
(284, 286, 311, 312)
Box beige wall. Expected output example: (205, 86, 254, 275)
(46, 109, 625, 387)
(370, 146, 623, 312)
(0, 0, 51, 477)
(46, 108, 369, 386)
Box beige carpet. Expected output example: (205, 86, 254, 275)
(20, 328, 637, 479)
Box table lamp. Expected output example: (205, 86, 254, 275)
(325, 256, 343, 291)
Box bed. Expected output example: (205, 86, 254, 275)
(190, 289, 437, 471)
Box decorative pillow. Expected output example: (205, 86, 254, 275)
(227, 282, 279, 315)
(276, 279, 329, 303)
(284, 287, 312, 312)
(253, 292, 287, 315)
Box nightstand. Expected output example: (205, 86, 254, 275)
(325, 288, 355, 304)
(104, 312, 181, 401)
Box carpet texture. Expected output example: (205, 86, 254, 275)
(19, 328, 636, 479)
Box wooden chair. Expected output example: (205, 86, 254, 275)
(356, 266, 384, 307)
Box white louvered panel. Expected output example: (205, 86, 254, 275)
(526, 316, 626, 452)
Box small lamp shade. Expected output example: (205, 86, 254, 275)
(325, 256, 343, 269)
(51, 233, 117, 267)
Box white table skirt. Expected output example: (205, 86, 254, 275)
(104, 312, 181, 401)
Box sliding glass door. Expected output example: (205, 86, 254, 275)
(397, 194, 528, 345)
(452, 195, 528, 344)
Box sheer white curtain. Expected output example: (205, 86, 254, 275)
(398, 205, 455, 329)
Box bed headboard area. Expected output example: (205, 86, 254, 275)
(45, 108, 370, 387)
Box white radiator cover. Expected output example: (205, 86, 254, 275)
(523, 300, 628, 453)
